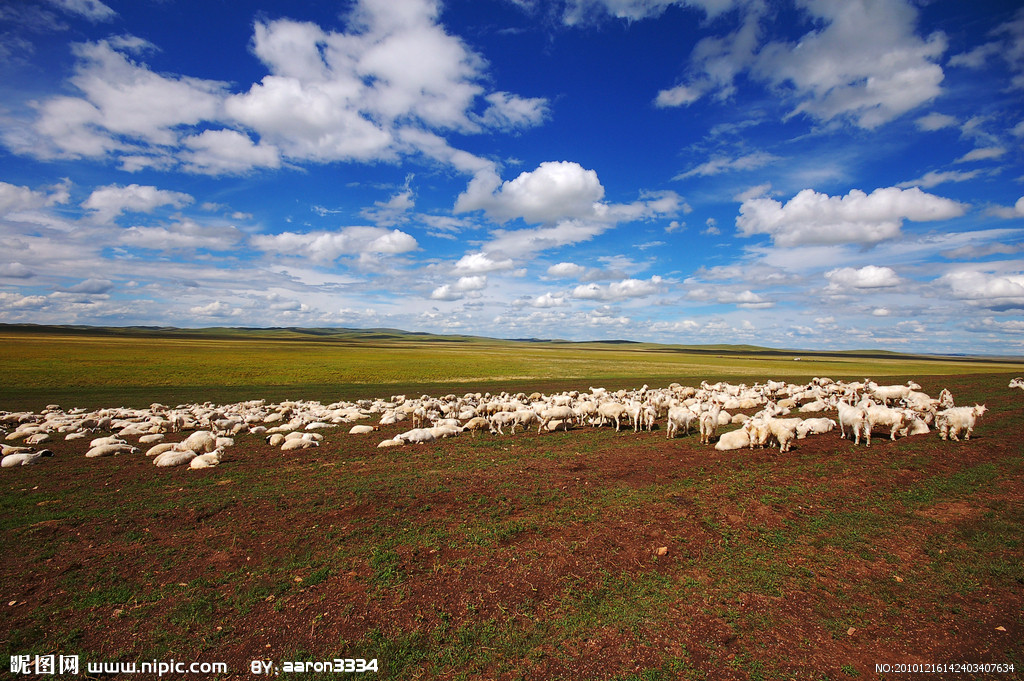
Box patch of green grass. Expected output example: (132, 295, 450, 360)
(896, 463, 999, 506)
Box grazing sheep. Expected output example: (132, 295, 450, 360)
(462, 416, 491, 437)
(596, 402, 628, 432)
(349, 425, 378, 434)
(2, 449, 53, 468)
(1009, 378, 1024, 392)
(538, 406, 575, 434)
(936, 405, 987, 441)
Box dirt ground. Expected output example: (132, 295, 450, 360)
(2, 376, 1023, 680)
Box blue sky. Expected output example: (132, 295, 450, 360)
(0, 0, 1022, 354)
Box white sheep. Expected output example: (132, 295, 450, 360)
(538, 406, 575, 433)
(665, 405, 698, 440)
(698, 402, 722, 445)
(85, 443, 138, 458)
(1009, 378, 1024, 392)
(394, 428, 436, 444)
(349, 425, 378, 434)
(2, 449, 54, 468)
(714, 428, 750, 451)
(836, 399, 869, 446)
(463, 416, 492, 437)
(864, 401, 909, 443)
(153, 448, 197, 467)
(281, 437, 319, 451)
(189, 450, 222, 469)
(795, 418, 836, 439)
(936, 405, 987, 441)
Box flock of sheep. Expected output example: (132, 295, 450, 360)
(1, 375, 1009, 471)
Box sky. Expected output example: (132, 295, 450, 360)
(0, 0, 1022, 355)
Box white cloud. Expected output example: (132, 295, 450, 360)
(989, 197, 1024, 220)
(954, 146, 1007, 163)
(182, 129, 281, 175)
(547, 262, 587, 278)
(915, 112, 958, 131)
(453, 252, 516, 274)
(753, 1, 947, 128)
(0, 263, 35, 279)
(941, 268, 1024, 310)
(0, 180, 70, 214)
(653, 0, 946, 129)
(252, 226, 418, 263)
(120, 218, 244, 252)
(825, 265, 901, 291)
(896, 169, 981, 189)
(189, 300, 239, 318)
(476, 91, 549, 130)
(83, 183, 193, 221)
(49, 0, 116, 22)
(654, 83, 705, 108)
(30, 38, 226, 157)
(736, 186, 968, 247)
(430, 274, 487, 300)
(674, 151, 779, 179)
(455, 161, 605, 224)
(14, 0, 546, 176)
(571, 275, 665, 301)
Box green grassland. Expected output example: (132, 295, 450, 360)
(2, 324, 1021, 410)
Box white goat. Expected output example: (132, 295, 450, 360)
(936, 405, 987, 441)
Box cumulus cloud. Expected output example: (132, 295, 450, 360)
(736, 186, 968, 247)
(26, 38, 226, 159)
(453, 252, 516, 274)
(430, 275, 487, 300)
(13, 0, 547, 175)
(0, 180, 70, 214)
(547, 262, 587, 278)
(83, 183, 193, 221)
(825, 265, 901, 291)
(252, 226, 418, 263)
(646, 0, 947, 129)
(120, 218, 245, 252)
(455, 161, 605, 224)
(571, 275, 665, 301)
(941, 269, 1024, 310)
(989, 197, 1024, 219)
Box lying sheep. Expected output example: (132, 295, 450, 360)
(86, 443, 138, 458)
(153, 448, 196, 467)
(189, 450, 222, 469)
(2, 449, 53, 468)
(714, 428, 750, 451)
(795, 417, 836, 439)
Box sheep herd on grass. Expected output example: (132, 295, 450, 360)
(0, 375, 1004, 471)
